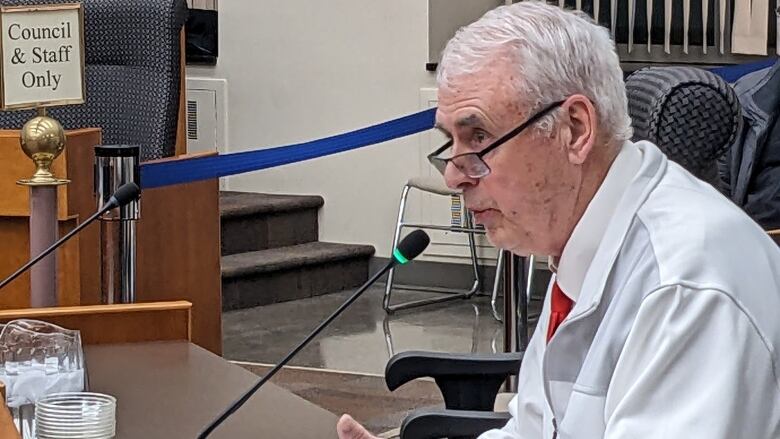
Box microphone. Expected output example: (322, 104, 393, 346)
(107, 181, 141, 209)
(198, 229, 431, 438)
(0, 182, 141, 292)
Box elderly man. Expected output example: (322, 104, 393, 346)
(339, 1, 780, 438)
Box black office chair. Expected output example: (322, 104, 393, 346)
(386, 351, 523, 439)
(384, 65, 742, 439)
(626, 66, 741, 187)
(0, 0, 187, 161)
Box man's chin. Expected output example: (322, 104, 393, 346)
(485, 230, 532, 257)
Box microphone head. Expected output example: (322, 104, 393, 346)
(110, 182, 141, 207)
(392, 230, 430, 265)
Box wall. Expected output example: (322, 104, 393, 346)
(188, 0, 439, 258)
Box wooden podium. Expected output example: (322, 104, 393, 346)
(0, 129, 223, 354)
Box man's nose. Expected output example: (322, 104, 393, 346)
(443, 162, 479, 191)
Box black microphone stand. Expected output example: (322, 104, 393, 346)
(197, 260, 396, 438)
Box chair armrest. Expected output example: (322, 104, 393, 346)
(385, 351, 523, 411)
(385, 351, 524, 390)
(400, 408, 511, 439)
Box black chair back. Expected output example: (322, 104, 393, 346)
(626, 66, 741, 186)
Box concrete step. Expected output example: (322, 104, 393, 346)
(220, 191, 324, 256)
(221, 241, 375, 310)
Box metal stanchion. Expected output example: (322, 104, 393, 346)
(94, 145, 140, 304)
(502, 251, 533, 392)
(518, 256, 531, 350)
(502, 250, 519, 391)
(27, 186, 60, 307)
(17, 108, 69, 307)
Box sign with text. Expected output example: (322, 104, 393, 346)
(0, 3, 85, 109)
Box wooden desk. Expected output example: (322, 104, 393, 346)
(85, 341, 338, 439)
(0, 130, 222, 354)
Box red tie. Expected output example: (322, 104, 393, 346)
(546, 281, 573, 343)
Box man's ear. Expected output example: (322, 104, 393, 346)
(562, 95, 597, 165)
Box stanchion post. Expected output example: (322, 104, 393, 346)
(16, 107, 69, 307)
(95, 145, 140, 304)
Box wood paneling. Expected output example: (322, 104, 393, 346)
(0, 217, 32, 307)
(0, 301, 191, 345)
(78, 152, 222, 353)
(0, 129, 101, 219)
(57, 217, 81, 306)
(0, 216, 81, 308)
(65, 130, 102, 298)
(136, 156, 222, 354)
(0, 130, 222, 354)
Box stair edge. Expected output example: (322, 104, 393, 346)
(222, 243, 375, 278)
(220, 192, 325, 219)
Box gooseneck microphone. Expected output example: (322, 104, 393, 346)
(0, 182, 141, 292)
(198, 229, 431, 438)
(105, 181, 141, 208)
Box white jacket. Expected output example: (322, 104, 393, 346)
(481, 141, 780, 439)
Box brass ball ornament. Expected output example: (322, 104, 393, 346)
(18, 114, 69, 186)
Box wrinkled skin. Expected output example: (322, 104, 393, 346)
(437, 55, 610, 258)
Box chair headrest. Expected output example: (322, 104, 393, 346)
(626, 67, 740, 179)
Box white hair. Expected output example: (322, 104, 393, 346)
(437, 1, 632, 144)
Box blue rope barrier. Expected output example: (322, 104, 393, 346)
(139, 59, 774, 189)
(140, 108, 437, 189)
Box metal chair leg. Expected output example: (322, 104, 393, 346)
(463, 211, 482, 298)
(491, 250, 505, 322)
(502, 251, 519, 392)
(470, 304, 480, 353)
(383, 190, 487, 313)
(524, 255, 542, 324)
(517, 256, 532, 350)
(525, 254, 536, 307)
(383, 315, 395, 358)
(383, 185, 411, 313)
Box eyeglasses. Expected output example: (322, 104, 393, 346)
(427, 100, 566, 179)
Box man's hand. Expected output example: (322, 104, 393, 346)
(336, 414, 380, 439)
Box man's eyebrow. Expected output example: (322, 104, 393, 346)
(434, 114, 485, 135)
(455, 114, 485, 128)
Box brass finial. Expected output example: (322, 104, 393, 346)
(17, 107, 69, 186)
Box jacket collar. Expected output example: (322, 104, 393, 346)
(555, 142, 643, 303)
(569, 141, 667, 317)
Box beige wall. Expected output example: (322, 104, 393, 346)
(187, 1, 502, 260)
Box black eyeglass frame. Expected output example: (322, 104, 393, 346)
(427, 99, 567, 178)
